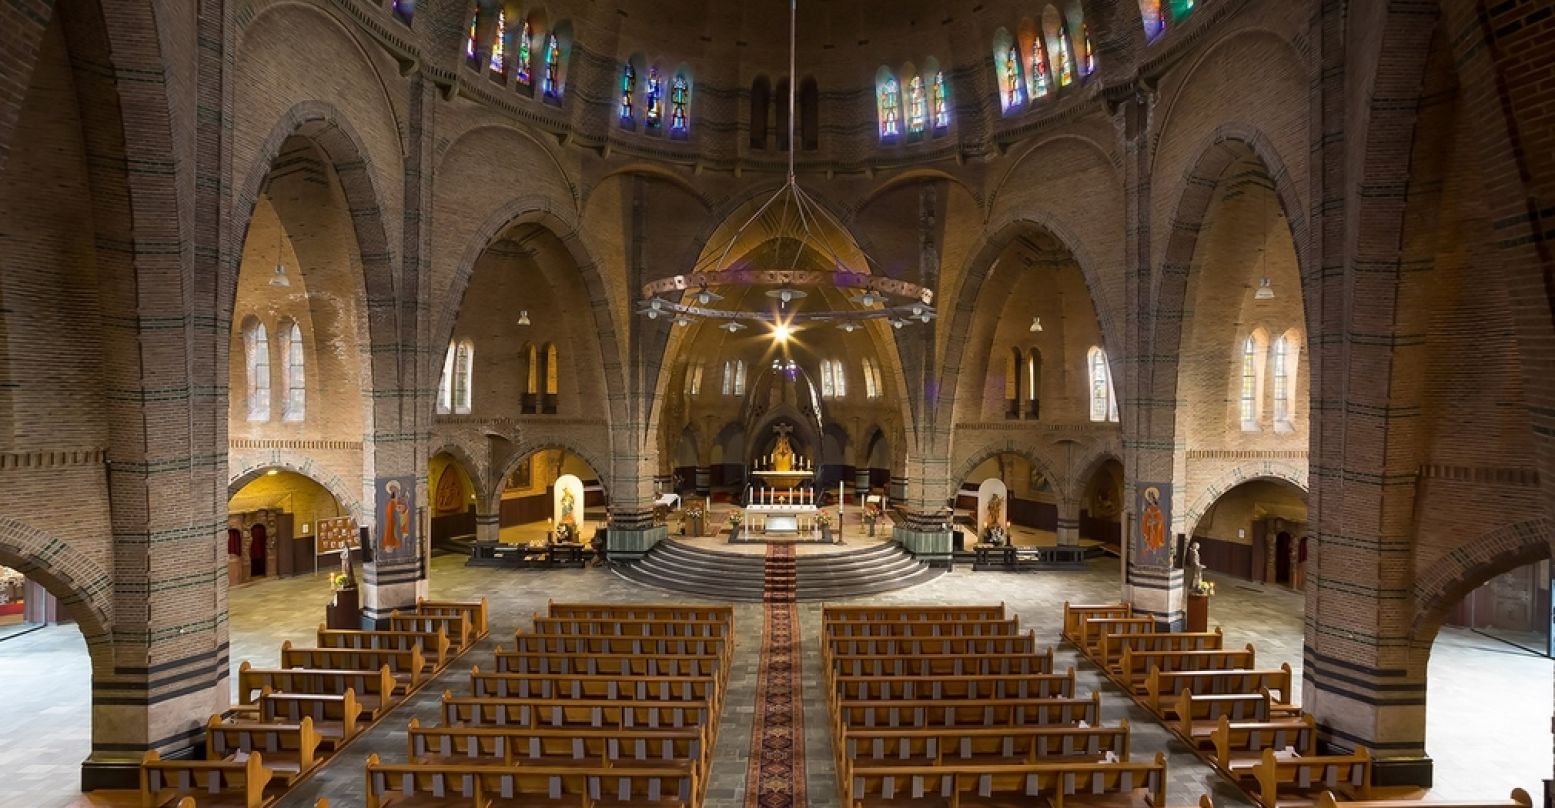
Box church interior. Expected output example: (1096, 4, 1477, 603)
(2, 0, 1554, 806)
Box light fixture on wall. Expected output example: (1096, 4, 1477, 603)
(516, 310, 532, 326)
(1029, 316, 1044, 333)
(269, 227, 291, 288)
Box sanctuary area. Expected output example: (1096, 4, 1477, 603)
(1, 0, 1554, 807)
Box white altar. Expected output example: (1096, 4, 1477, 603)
(744, 487, 821, 536)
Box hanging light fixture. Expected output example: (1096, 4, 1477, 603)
(1253, 179, 1274, 300)
(516, 310, 532, 326)
(837, 321, 860, 333)
(1029, 316, 1044, 333)
(269, 226, 291, 288)
(1254, 277, 1275, 300)
(634, 0, 935, 332)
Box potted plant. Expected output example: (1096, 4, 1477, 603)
(684, 504, 705, 537)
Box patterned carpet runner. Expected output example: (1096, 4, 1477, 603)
(744, 544, 805, 808)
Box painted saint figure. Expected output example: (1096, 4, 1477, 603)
(381, 479, 409, 553)
(1140, 486, 1166, 554)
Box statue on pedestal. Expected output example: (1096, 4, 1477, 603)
(1186, 540, 1204, 594)
(337, 547, 356, 590)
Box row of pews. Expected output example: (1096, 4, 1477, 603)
(138, 597, 487, 808)
(1065, 601, 1534, 808)
(362, 601, 733, 807)
(824, 602, 1170, 807)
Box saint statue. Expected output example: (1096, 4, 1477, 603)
(559, 486, 577, 525)
(1186, 540, 1204, 593)
(772, 433, 795, 472)
(338, 547, 356, 590)
(986, 492, 1005, 533)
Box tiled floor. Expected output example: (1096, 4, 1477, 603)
(2, 553, 1549, 807)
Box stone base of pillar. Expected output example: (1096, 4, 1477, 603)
(83, 755, 149, 790)
(1125, 564, 1184, 630)
(694, 466, 710, 498)
(474, 512, 500, 544)
(889, 476, 908, 503)
(362, 559, 428, 628)
(607, 524, 668, 561)
(1368, 756, 1433, 788)
(1055, 517, 1080, 547)
(894, 525, 953, 567)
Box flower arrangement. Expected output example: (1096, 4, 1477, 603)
(1191, 580, 1216, 597)
(726, 511, 743, 527)
(816, 512, 833, 528)
(330, 572, 350, 590)
(862, 503, 882, 525)
(554, 521, 575, 544)
(684, 505, 704, 521)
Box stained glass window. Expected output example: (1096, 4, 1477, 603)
(670, 74, 689, 131)
(543, 34, 560, 97)
(1088, 347, 1109, 423)
(282, 320, 305, 422)
(245, 318, 271, 421)
(878, 77, 900, 138)
(1272, 336, 1289, 423)
(1240, 335, 1258, 425)
(645, 67, 662, 127)
(907, 75, 927, 133)
(438, 343, 455, 414)
(465, 12, 479, 62)
(619, 64, 636, 121)
(1055, 26, 1074, 86)
(932, 72, 950, 128)
(1140, 0, 1167, 40)
(1029, 37, 1050, 99)
(453, 340, 474, 414)
(392, 0, 414, 24)
(489, 10, 506, 74)
(1004, 47, 1024, 110)
(1082, 23, 1096, 75)
(515, 20, 532, 83)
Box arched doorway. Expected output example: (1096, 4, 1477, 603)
(495, 449, 608, 544)
(1188, 478, 1307, 584)
(956, 451, 1060, 547)
(227, 468, 347, 582)
(1079, 458, 1124, 555)
(429, 452, 478, 552)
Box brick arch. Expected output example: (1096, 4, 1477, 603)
(1409, 518, 1554, 650)
(227, 454, 364, 521)
(948, 441, 1071, 507)
(485, 439, 612, 515)
(1145, 124, 1309, 415)
(1071, 447, 1124, 500)
(230, 100, 400, 415)
(1180, 461, 1307, 538)
(429, 443, 487, 506)
(435, 197, 627, 435)
(0, 516, 114, 655)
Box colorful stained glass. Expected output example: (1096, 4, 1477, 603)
(543, 34, 560, 96)
(489, 10, 506, 74)
(1029, 38, 1050, 99)
(620, 64, 636, 121)
(878, 78, 900, 137)
(1082, 23, 1096, 75)
(670, 74, 689, 131)
(516, 20, 531, 83)
(645, 67, 662, 127)
(1055, 27, 1074, 86)
(1004, 48, 1023, 110)
(392, 0, 414, 23)
(465, 12, 478, 61)
(932, 72, 950, 128)
(907, 75, 926, 133)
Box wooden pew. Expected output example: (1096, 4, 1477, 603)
(1062, 601, 1132, 643)
(364, 754, 698, 808)
(510, 632, 726, 659)
(1078, 616, 1156, 658)
(845, 752, 1166, 808)
(830, 669, 1076, 701)
(140, 748, 272, 808)
(492, 646, 722, 680)
(826, 632, 1040, 658)
(440, 691, 713, 738)
(529, 615, 731, 639)
(1115, 644, 1256, 694)
(834, 692, 1102, 735)
(406, 718, 706, 772)
(1209, 714, 1318, 776)
(316, 625, 451, 674)
(256, 687, 360, 749)
(236, 660, 396, 718)
(387, 611, 472, 653)
(1250, 747, 1371, 808)
(829, 648, 1054, 677)
(839, 722, 1131, 768)
(1314, 789, 1533, 808)
(548, 600, 734, 626)
(822, 603, 1007, 623)
(1102, 629, 1226, 673)
(279, 640, 425, 694)
(469, 667, 721, 711)
(823, 618, 1023, 638)
(204, 715, 320, 785)
(416, 596, 489, 638)
(1146, 664, 1293, 717)
(1171, 689, 1275, 746)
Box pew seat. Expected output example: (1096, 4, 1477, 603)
(845, 752, 1167, 808)
(1250, 747, 1371, 808)
(839, 722, 1131, 769)
(279, 641, 425, 694)
(406, 719, 705, 773)
(364, 754, 696, 808)
(1209, 715, 1318, 776)
(257, 688, 360, 749)
(1314, 790, 1532, 808)
(140, 749, 273, 808)
(204, 715, 320, 784)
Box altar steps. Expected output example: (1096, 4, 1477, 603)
(613, 540, 944, 601)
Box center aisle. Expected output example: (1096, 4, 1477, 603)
(744, 544, 806, 808)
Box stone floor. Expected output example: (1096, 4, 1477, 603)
(1, 552, 1548, 807)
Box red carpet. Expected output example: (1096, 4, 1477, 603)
(745, 544, 805, 808)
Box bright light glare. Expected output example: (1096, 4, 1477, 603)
(772, 323, 792, 343)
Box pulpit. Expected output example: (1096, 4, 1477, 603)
(326, 586, 360, 630)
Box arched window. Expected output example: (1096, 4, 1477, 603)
(1088, 346, 1116, 423)
(544, 343, 558, 395)
(685, 362, 704, 397)
(281, 320, 305, 422)
(670, 74, 690, 132)
(775, 78, 791, 150)
(932, 71, 950, 129)
(862, 359, 878, 399)
(1239, 334, 1260, 427)
(619, 63, 636, 122)
(489, 9, 506, 75)
(832, 360, 846, 397)
(1027, 348, 1042, 418)
(543, 33, 561, 97)
(1028, 33, 1051, 99)
(244, 318, 271, 421)
(525, 343, 539, 395)
(1273, 332, 1299, 427)
(453, 340, 474, 414)
(644, 66, 662, 128)
(906, 74, 927, 133)
(993, 28, 1025, 113)
(1081, 23, 1096, 75)
(799, 77, 819, 150)
(392, 0, 414, 24)
(438, 342, 455, 414)
(821, 360, 835, 398)
(1140, 0, 1167, 40)
(515, 18, 533, 84)
(876, 71, 901, 139)
(1044, 8, 1075, 88)
(750, 76, 770, 149)
(1006, 347, 1021, 418)
(734, 360, 747, 396)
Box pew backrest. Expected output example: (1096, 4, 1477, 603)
(1211, 715, 1318, 770)
(1253, 747, 1371, 808)
(1146, 663, 1289, 713)
(824, 618, 1022, 638)
(831, 670, 1075, 701)
(823, 603, 1006, 623)
(279, 641, 425, 687)
(493, 647, 722, 679)
(829, 648, 1054, 677)
(416, 597, 489, 637)
(204, 715, 319, 775)
(1314, 789, 1532, 808)
(1061, 602, 1132, 643)
(841, 722, 1131, 766)
(548, 601, 734, 626)
(316, 625, 451, 671)
(140, 748, 273, 808)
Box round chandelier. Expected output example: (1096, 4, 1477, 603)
(636, 0, 936, 332)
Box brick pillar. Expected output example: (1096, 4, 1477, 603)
(694, 465, 711, 497)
